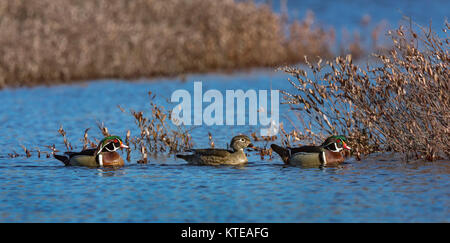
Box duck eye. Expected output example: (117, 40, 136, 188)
(336, 139, 341, 144)
(240, 138, 245, 142)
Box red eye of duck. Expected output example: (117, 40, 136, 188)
(336, 139, 341, 143)
(114, 139, 118, 143)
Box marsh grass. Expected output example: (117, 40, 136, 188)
(124, 92, 194, 163)
(244, 132, 275, 160)
(280, 22, 449, 161)
(0, 0, 336, 89)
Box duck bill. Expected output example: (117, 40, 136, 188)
(120, 143, 129, 149)
(343, 142, 351, 150)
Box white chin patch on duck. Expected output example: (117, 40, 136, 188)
(329, 143, 343, 153)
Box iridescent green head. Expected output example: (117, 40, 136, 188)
(97, 136, 128, 154)
(321, 135, 351, 152)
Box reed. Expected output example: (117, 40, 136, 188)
(248, 132, 276, 160)
(122, 92, 194, 162)
(58, 126, 73, 152)
(280, 22, 449, 161)
(0, 0, 334, 89)
(208, 132, 215, 148)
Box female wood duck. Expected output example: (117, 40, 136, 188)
(271, 135, 351, 167)
(54, 136, 129, 167)
(176, 135, 253, 165)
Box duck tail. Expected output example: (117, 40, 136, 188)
(54, 154, 70, 166)
(270, 144, 290, 164)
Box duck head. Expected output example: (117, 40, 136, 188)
(321, 135, 351, 152)
(230, 135, 253, 151)
(96, 136, 129, 155)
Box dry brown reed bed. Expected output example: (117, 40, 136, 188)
(280, 22, 449, 161)
(0, 0, 335, 89)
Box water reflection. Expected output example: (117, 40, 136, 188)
(95, 167, 127, 177)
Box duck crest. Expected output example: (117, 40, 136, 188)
(97, 136, 123, 155)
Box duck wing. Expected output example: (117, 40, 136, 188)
(288, 146, 324, 154)
(188, 148, 233, 158)
(271, 144, 324, 164)
(64, 148, 97, 159)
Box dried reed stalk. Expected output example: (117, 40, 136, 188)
(280, 22, 449, 161)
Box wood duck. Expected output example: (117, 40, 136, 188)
(176, 135, 253, 165)
(54, 136, 129, 167)
(271, 135, 351, 167)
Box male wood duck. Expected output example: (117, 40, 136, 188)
(271, 135, 351, 167)
(54, 136, 129, 167)
(176, 135, 253, 165)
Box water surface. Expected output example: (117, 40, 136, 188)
(1, 71, 448, 222)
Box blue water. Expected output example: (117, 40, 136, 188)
(0, 1, 449, 222)
(1, 71, 449, 222)
(265, 0, 449, 30)
(262, 0, 450, 49)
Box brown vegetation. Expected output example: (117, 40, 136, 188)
(0, 0, 334, 89)
(280, 22, 449, 161)
(11, 92, 194, 163)
(124, 92, 194, 163)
